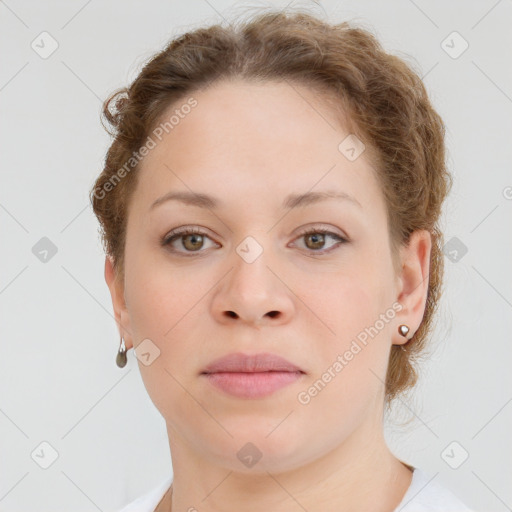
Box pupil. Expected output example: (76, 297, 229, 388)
(307, 233, 324, 249)
(184, 234, 202, 250)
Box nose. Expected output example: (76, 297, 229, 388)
(210, 242, 295, 328)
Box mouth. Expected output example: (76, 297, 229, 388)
(200, 352, 305, 399)
(201, 351, 305, 374)
(201, 370, 304, 399)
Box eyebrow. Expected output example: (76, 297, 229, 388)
(149, 189, 362, 211)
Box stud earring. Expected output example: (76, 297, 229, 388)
(398, 324, 410, 352)
(116, 336, 127, 368)
(398, 324, 410, 338)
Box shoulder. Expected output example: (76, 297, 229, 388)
(115, 475, 173, 512)
(394, 467, 476, 512)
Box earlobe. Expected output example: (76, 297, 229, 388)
(393, 230, 432, 346)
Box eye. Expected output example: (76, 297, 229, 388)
(292, 227, 348, 255)
(161, 226, 348, 257)
(161, 227, 218, 255)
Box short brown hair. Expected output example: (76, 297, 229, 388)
(89, 8, 452, 406)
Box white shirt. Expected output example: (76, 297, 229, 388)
(116, 467, 475, 511)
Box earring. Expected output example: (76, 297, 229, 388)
(398, 324, 410, 352)
(116, 336, 127, 368)
(398, 324, 410, 338)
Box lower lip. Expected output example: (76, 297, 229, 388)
(202, 371, 303, 399)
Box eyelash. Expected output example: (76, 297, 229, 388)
(161, 226, 348, 257)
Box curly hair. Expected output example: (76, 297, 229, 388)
(89, 8, 452, 407)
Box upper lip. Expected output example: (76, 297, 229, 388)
(201, 352, 305, 374)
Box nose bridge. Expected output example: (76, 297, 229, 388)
(211, 231, 293, 325)
(230, 233, 275, 300)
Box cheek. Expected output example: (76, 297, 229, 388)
(299, 269, 393, 389)
(124, 263, 206, 418)
(124, 248, 201, 336)
(124, 248, 217, 369)
(297, 267, 384, 342)
(295, 279, 390, 428)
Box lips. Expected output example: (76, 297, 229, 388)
(200, 352, 305, 399)
(201, 352, 305, 374)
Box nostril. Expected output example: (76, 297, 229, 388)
(267, 311, 280, 318)
(226, 311, 238, 318)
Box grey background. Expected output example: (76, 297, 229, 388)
(1, 0, 511, 511)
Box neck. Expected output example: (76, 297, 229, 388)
(164, 418, 413, 512)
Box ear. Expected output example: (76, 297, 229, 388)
(104, 256, 134, 350)
(393, 229, 432, 346)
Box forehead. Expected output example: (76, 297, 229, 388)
(133, 79, 384, 216)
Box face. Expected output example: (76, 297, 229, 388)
(106, 79, 430, 474)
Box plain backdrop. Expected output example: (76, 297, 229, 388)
(1, 1, 511, 511)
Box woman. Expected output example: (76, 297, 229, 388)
(90, 8, 475, 512)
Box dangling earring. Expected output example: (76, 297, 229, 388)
(116, 336, 127, 368)
(398, 324, 410, 352)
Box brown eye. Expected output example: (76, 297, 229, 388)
(294, 228, 347, 254)
(181, 233, 204, 251)
(162, 227, 218, 255)
(304, 232, 326, 250)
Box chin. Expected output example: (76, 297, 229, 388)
(222, 427, 309, 471)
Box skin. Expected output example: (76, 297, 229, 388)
(105, 79, 431, 512)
